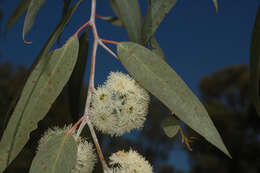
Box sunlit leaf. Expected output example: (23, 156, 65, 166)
(29, 133, 77, 173)
(142, 0, 179, 45)
(117, 42, 231, 158)
(0, 35, 79, 172)
(5, 0, 31, 33)
(161, 116, 180, 138)
(249, 5, 260, 117)
(23, 0, 46, 42)
(109, 0, 142, 43)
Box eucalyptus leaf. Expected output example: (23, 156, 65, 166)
(150, 37, 166, 60)
(0, 35, 79, 172)
(161, 116, 180, 138)
(109, 0, 121, 18)
(142, 0, 179, 45)
(31, 0, 82, 70)
(23, 0, 46, 42)
(29, 133, 77, 173)
(109, 0, 142, 43)
(5, 0, 31, 33)
(117, 42, 231, 158)
(98, 16, 123, 27)
(68, 32, 89, 121)
(249, 5, 260, 117)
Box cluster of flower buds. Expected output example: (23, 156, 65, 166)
(90, 72, 150, 136)
(109, 149, 153, 173)
(38, 125, 96, 173)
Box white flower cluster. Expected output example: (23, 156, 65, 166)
(109, 150, 153, 173)
(90, 72, 150, 136)
(38, 125, 96, 173)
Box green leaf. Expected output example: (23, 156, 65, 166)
(212, 0, 218, 12)
(68, 32, 89, 121)
(117, 42, 231, 158)
(250, 5, 260, 117)
(161, 116, 180, 138)
(109, 0, 123, 23)
(0, 35, 79, 172)
(31, 0, 82, 70)
(29, 133, 77, 173)
(61, 0, 72, 20)
(142, 0, 179, 45)
(0, 0, 82, 142)
(56, 0, 72, 44)
(98, 16, 123, 27)
(23, 0, 46, 42)
(150, 37, 166, 60)
(5, 0, 31, 33)
(109, 0, 142, 43)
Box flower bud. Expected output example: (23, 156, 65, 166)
(90, 72, 150, 136)
(109, 149, 153, 173)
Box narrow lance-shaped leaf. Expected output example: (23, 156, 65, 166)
(57, 0, 72, 44)
(117, 42, 231, 158)
(0, 0, 82, 145)
(61, 0, 72, 20)
(249, 5, 260, 117)
(109, 0, 121, 19)
(150, 37, 166, 60)
(68, 31, 89, 121)
(97, 15, 123, 27)
(161, 116, 180, 138)
(109, 0, 142, 44)
(30, 0, 82, 72)
(142, 0, 179, 45)
(29, 133, 78, 173)
(0, 2, 81, 170)
(0, 35, 79, 172)
(23, 0, 46, 42)
(5, 0, 31, 33)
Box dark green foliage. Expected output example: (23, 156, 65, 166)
(5, 0, 30, 33)
(67, 32, 89, 122)
(249, 5, 260, 117)
(23, 0, 46, 42)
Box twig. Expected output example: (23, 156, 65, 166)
(72, 0, 110, 171)
(98, 39, 118, 59)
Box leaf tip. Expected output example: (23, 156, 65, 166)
(23, 34, 32, 44)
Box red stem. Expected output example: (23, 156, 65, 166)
(74, 21, 89, 36)
(100, 38, 119, 45)
(66, 116, 85, 136)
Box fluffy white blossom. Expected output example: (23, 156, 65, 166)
(71, 138, 96, 173)
(105, 72, 137, 95)
(109, 150, 153, 173)
(90, 72, 150, 136)
(38, 125, 96, 173)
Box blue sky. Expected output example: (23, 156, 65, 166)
(0, 0, 259, 172)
